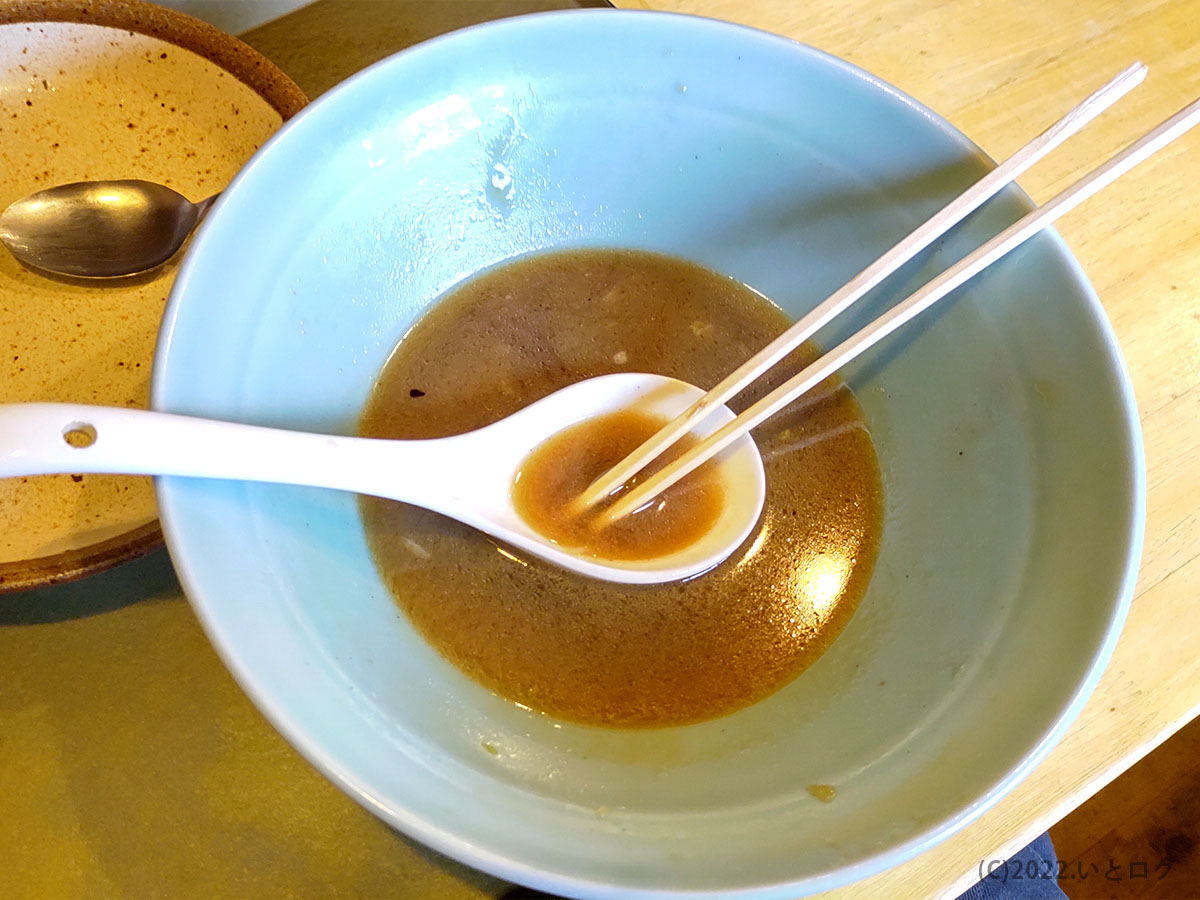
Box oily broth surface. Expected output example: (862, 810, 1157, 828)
(359, 249, 883, 727)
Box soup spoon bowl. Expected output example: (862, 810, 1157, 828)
(0, 372, 765, 584)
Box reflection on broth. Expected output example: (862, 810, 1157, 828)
(359, 248, 883, 727)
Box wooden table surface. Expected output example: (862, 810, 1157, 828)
(2, 2, 1197, 898)
(609, 0, 1200, 897)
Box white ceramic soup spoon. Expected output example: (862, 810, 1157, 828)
(0, 373, 764, 584)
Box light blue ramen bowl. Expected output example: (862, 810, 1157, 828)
(152, 10, 1144, 899)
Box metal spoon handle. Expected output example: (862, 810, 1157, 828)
(193, 192, 221, 223)
(0, 402, 453, 503)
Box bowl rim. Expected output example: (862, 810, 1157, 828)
(0, 0, 308, 118)
(153, 9, 1147, 898)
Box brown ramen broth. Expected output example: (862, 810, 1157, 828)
(512, 409, 727, 561)
(359, 249, 883, 727)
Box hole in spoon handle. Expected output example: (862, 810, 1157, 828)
(62, 422, 97, 448)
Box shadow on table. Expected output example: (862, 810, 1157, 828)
(502, 886, 568, 898)
(0, 547, 179, 625)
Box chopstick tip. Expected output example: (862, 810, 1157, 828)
(1123, 61, 1149, 82)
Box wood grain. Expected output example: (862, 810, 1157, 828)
(610, 1, 1200, 897)
(1051, 715, 1200, 899)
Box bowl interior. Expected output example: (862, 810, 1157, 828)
(154, 11, 1141, 898)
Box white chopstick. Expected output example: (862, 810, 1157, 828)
(571, 62, 1147, 513)
(600, 90, 1200, 524)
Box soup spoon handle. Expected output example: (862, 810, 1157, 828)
(0, 373, 767, 585)
(0, 402, 468, 506)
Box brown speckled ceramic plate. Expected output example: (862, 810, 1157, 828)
(0, 0, 305, 592)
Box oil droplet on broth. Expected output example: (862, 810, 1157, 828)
(511, 409, 725, 561)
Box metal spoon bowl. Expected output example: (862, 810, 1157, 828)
(0, 180, 217, 279)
